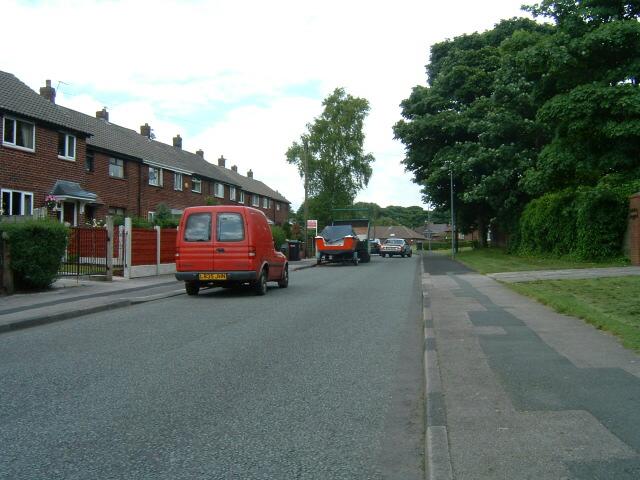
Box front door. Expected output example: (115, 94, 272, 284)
(63, 201, 76, 226)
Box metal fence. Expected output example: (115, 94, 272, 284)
(58, 227, 109, 277)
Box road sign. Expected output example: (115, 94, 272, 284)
(307, 220, 317, 229)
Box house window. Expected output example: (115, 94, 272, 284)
(214, 182, 224, 198)
(238, 191, 245, 204)
(108, 206, 125, 217)
(252, 194, 259, 207)
(85, 151, 94, 172)
(276, 202, 281, 211)
(148, 211, 155, 222)
(109, 158, 124, 178)
(174, 172, 183, 191)
(262, 197, 269, 209)
(2, 116, 35, 151)
(149, 166, 163, 186)
(230, 186, 236, 201)
(0, 189, 33, 216)
(57, 132, 76, 160)
(192, 177, 202, 193)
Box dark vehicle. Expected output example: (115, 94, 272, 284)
(380, 238, 412, 258)
(370, 238, 381, 254)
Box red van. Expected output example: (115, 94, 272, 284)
(175, 206, 288, 296)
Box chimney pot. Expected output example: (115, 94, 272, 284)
(196, 149, 204, 157)
(96, 107, 109, 121)
(140, 123, 151, 138)
(247, 169, 253, 178)
(173, 134, 182, 149)
(231, 165, 238, 172)
(218, 155, 226, 168)
(39, 79, 56, 103)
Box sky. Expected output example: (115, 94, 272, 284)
(3, 0, 530, 212)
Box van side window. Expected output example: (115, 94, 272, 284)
(184, 213, 212, 242)
(217, 213, 245, 241)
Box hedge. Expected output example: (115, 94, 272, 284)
(0, 220, 69, 290)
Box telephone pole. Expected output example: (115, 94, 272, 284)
(303, 137, 309, 258)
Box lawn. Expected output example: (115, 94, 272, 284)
(449, 248, 629, 274)
(509, 277, 640, 352)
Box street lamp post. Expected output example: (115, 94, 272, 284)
(302, 137, 309, 258)
(450, 166, 455, 259)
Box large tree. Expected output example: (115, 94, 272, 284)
(287, 88, 375, 226)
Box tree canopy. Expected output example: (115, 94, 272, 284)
(287, 88, 375, 226)
(394, 0, 640, 243)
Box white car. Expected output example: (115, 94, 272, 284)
(380, 238, 412, 258)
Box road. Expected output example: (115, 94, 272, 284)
(0, 256, 424, 480)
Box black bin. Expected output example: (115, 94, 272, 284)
(287, 240, 301, 261)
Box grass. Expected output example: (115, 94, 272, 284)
(447, 248, 629, 274)
(509, 277, 640, 352)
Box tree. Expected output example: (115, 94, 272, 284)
(287, 88, 375, 226)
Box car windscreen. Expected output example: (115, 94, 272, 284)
(184, 212, 212, 242)
(385, 239, 404, 245)
(217, 213, 245, 241)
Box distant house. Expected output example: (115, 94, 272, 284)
(0, 71, 290, 225)
(353, 225, 427, 245)
(423, 223, 452, 241)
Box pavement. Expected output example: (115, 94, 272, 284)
(0, 257, 317, 334)
(421, 253, 640, 479)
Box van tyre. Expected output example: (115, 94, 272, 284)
(185, 281, 199, 296)
(278, 266, 289, 288)
(255, 269, 267, 296)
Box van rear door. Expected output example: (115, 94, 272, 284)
(180, 210, 214, 272)
(212, 211, 251, 272)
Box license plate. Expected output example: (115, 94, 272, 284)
(199, 273, 227, 281)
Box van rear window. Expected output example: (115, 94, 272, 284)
(217, 213, 244, 241)
(184, 213, 212, 242)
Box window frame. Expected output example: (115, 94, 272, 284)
(192, 177, 202, 193)
(262, 197, 269, 209)
(109, 157, 125, 178)
(276, 202, 280, 211)
(0, 188, 34, 216)
(148, 166, 163, 187)
(2, 116, 35, 152)
(238, 191, 245, 204)
(214, 182, 224, 198)
(85, 150, 94, 172)
(252, 194, 259, 207)
(229, 186, 236, 202)
(174, 172, 183, 191)
(57, 132, 76, 161)
(216, 212, 245, 242)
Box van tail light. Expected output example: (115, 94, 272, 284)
(248, 246, 256, 258)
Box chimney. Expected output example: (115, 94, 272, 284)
(140, 123, 151, 138)
(231, 165, 238, 172)
(218, 155, 226, 168)
(196, 149, 204, 157)
(247, 169, 253, 178)
(39, 79, 56, 103)
(96, 107, 109, 121)
(173, 134, 182, 149)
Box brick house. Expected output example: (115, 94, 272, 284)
(0, 71, 290, 225)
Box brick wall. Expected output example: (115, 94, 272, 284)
(629, 193, 640, 266)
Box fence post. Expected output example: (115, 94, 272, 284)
(124, 217, 132, 279)
(629, 193, 640, 266)
(155, 225, 161, 276)
(105, 216, 114, 281)
(1, 233, 14, 295)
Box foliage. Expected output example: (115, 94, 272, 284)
(271, 225, 287, 249)
(515, 180, 635, 259)
(287, 88, 375, 225)
(0, 220, 69, 290)
(153, 203, 180, 228)
(205, 196, 220, 206)
(131, 216, 153, 228)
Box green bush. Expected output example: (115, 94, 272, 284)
(0, 220, 69, 290)
(153, 203, 180, 228)
(271, 225, 287, 250)
(515, 180, 638, 260)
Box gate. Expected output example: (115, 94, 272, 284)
(58, 227, 108, 276)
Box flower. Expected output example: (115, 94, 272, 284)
(44, 194, 58, 209)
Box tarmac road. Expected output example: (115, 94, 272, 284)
(0, 255, 424, 480)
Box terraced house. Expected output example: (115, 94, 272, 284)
(0, 71, 290, 226)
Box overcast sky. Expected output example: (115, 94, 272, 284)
(4, 0, 529, 211)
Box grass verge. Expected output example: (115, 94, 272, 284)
(450, 248, 629, 274)
(508, 277, 640, 352)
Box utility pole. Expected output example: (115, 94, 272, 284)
(303, 137, 309, 258)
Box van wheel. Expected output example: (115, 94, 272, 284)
(185, 281, 199, 296)
(255, 269, 267, 296)
(278, 266, 289, 288)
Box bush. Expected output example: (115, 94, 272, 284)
(271, 225, 287, 250)
(0, 220, 69, 290)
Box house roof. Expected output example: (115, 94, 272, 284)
(221, 166, 290, 204)
(352, 225, 427, 241)
(423, 223, 451, 235)
(0, 71, 92, 135)
(50, 180, 101, 204)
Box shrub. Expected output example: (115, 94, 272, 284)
(0, 220, 69, 290)
(271, 225, 287, 250)
(153, 203, 180, 228)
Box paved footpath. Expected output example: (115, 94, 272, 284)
(422, 254, 640, 480)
